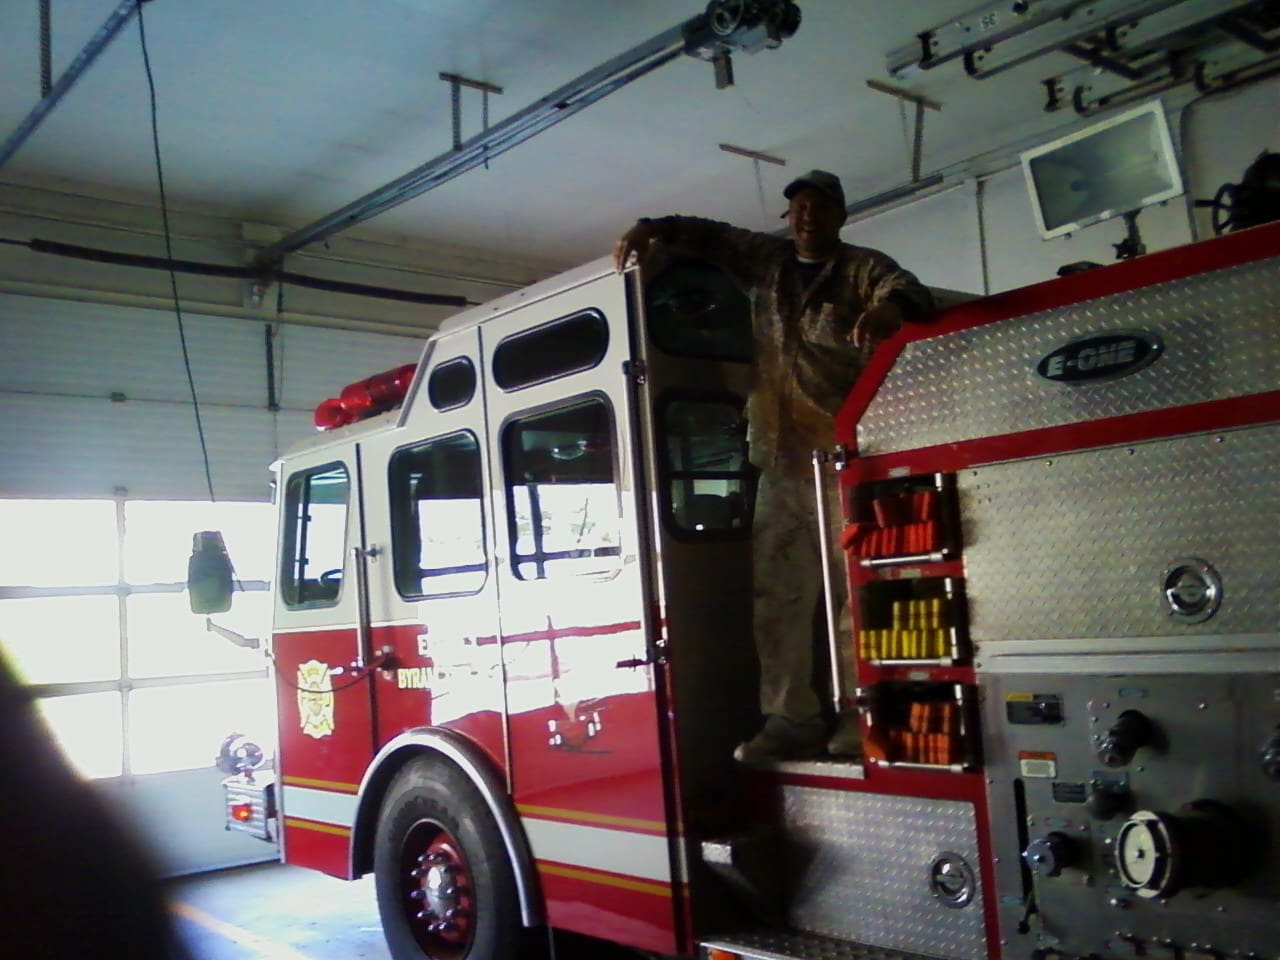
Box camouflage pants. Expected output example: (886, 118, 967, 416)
(752, 467, 854, 723)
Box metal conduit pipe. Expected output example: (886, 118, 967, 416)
(7, 236, 476, 307)
(0, 197, 529, 289)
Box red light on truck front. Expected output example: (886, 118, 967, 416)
(313, 363, 416, 430)
(229, 801, 254, 823)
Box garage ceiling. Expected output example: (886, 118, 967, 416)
(0, 1, 1263, 271)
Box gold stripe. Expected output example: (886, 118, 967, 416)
(518, 803, 665, 833)
(282, 775, 360, 793)
(539, 862, 671, 897)
(284, 817, 351, 837)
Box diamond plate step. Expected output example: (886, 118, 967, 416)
(701, 929, 942, 960)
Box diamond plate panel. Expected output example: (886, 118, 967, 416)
(859, 258, 1280, 455)
(960, 424, 1280, 647)
(703, 929, 940, 960)
(779, 786, 986, 960)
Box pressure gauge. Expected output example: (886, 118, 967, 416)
(1114, 802, 1250, 899)
(1115, 811, 1176, 898)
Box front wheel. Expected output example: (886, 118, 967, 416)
(374, 758, 524, 960)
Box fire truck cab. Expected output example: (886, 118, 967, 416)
(218, 251, 775, 959)
(200, 220, 1280, 960)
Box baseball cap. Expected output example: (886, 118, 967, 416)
(782, 169, 846, 214)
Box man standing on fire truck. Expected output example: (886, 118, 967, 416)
(615, 170, 934, 762)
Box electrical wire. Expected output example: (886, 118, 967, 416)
(136, 1, 217, 503)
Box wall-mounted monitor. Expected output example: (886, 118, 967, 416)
(1021, 101, 1185, 240)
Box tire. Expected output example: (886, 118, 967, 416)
(374, 757, 524, 960)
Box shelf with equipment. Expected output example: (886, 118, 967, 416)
(856, 680, 979, 772)
(855, 574, 970, 668)
(841, 469, 979, 774)
(842, 470, 958, 567)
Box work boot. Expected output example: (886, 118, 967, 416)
(733, 715, 826, 764)
(827, 711, 863, 758)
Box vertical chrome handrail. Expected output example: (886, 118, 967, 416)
(351, 545, 375, 669)
(812, 447, 846, 712)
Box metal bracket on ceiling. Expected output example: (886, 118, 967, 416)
(883, 0, 1280, 117)
(438, 72, 504, 166)
(954, 0, 1203, 80)
(720, 143, 787, 221)
(887, 0, 1077, 78)
(718, 143, 786, 166)
(866, 79, 942, 184)
(1041, 0, 1280, 112)
(886, 1, 1188, 79)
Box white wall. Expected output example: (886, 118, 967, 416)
(843, 185, 984, 295)
(1181, 79, 1280, 241)
(841, 76, 1280, 296)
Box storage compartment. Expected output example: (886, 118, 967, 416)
(861, 681, 978, 771)
(856, 576, 969, 666)
(843, 472, 957, 565)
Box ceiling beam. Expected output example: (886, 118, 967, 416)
(255, 0, 802, 266)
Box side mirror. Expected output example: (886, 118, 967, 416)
(188, 531, 234, 614)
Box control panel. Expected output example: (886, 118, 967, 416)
(982, 674, 1280, 960)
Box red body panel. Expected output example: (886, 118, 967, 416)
(369, 621, 507, 774)
(273, 626, 372, 878)
(502, 619, 681, 955)
(536, 865, 681, 955)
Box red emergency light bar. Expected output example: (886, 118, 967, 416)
(314, 363, 417, 430)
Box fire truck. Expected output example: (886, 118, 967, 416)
(195, 219, 1280, 960)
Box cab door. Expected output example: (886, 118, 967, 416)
(358, 330, 508, 773)
(479, 263, 681, 955)
(272, 442, 376, 878)
(628, 257, 761, 917)
(631, 256, 760, 742)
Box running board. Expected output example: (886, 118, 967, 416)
(700, 930, 940, 960)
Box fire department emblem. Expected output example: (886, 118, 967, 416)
(296, 659, 335, 739)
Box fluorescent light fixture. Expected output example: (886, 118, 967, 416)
(1021, 101, 1184, 240)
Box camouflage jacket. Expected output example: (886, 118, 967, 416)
(647, 215, 934, 474)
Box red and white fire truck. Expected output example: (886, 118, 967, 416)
(197, 219, 1280, 960)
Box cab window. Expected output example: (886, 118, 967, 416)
(646, 259, 752, 363)
(493, 312, 608, 391)
(502, 398, 621, 580)
(661, 397, 755, 537)
(389, 432, 487, 598)
(280, 463, 349, 607)
(427, 357, 476, 411)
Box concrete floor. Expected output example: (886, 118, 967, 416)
(170, 862, 392, 960)
(167, 862, 643, 960)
